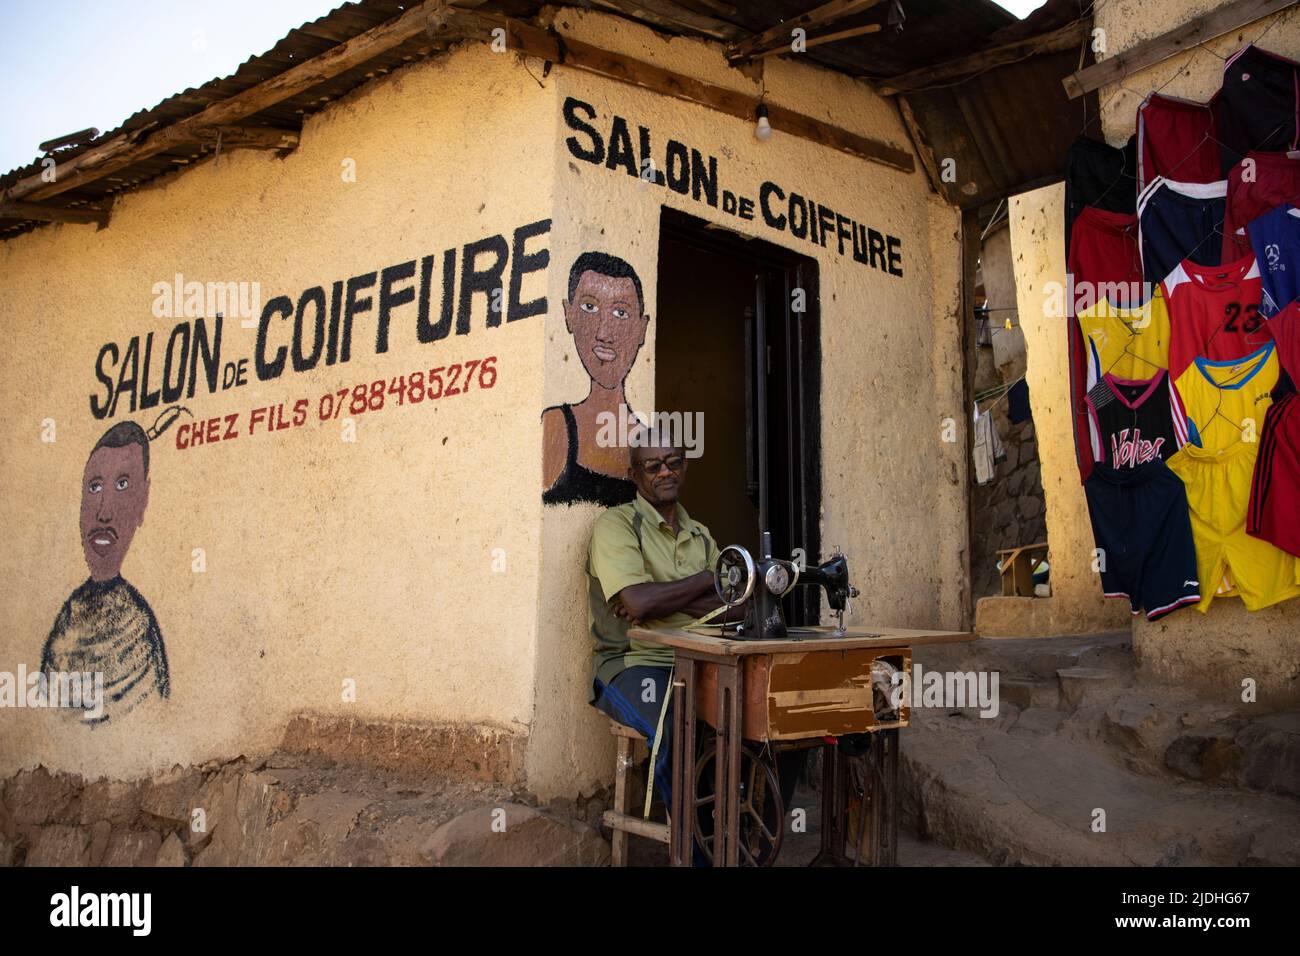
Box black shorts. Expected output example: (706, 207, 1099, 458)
(1065, 134, 1138, 256)
(1136, 177, 1226, 285)
(1084, 460, 1201, 620)
(1218, 43, 1300, 174)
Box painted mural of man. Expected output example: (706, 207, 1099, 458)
(40, 418, 176, 723)
(541, 251, 648, 507)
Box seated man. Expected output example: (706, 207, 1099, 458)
(586, 430, 801, 843)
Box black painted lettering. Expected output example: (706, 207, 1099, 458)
(457, 234, 509, 334)
(293, 286, 326, 372)
(563, 97, 604, 164)
(256, 295, 292, 381)
(377, 260, 416, 354)
(691, 149, 718, 207)
(341, 271, 377, 363)
(760, 181, 786, 229)
(665, 140, 690, 194)
(887, 235, 904, 276)
(90, 343, 118, 420)
(509, 219, 551, 322)
(606, 116, 637, 177)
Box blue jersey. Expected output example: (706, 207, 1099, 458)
(1247, 203, 1300, 318)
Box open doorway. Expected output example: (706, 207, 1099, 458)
(654, 208, 823, 626)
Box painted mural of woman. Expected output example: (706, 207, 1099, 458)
(542, 252, 648, 507)
(40, 406, 189, 724)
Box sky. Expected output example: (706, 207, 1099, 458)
(0, 0, 1048, 177)
(0, 0, 339, 175)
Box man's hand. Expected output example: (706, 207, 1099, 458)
(612, 599, 644, 627)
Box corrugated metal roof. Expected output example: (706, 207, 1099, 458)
(2, 0, 1083, 238)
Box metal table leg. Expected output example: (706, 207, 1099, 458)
(670, 660, 694, 867)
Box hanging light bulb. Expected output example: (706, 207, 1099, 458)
(754, 103, 772, 142)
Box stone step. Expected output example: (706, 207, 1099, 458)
(901, 705, 1300, 866)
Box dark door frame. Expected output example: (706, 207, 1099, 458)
(657, 207, 824, 626)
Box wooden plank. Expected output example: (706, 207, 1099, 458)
(876, 20, 1087, 96)
(176, 126, 301, 151)
(895, 94, 947, 199)
(752, 22, 881, 59)
(1062, 0, 1297, 99)
(4, 0, 453, 204)
(960, 207, 981, 630)
(630, 625, 973, 656)
(440, 10, 914, 173)
(588, 0, 747, 41)
(0, 200, 110, 226)
(602, 811, 671, 842)
(726, 0, 883, 62)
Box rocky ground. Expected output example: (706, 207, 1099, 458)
(5, 631, 1295, 867)
(901, 633, 1300, 866)
(2, 750, 608, 867)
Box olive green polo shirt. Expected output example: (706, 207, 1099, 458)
(586, 493, 718, 690)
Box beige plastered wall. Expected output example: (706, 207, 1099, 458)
(1, 9, 970, 795)
(1006, 0, 1300, 702)
(0, 41, 553, 780)
(527, 9, 968, 798)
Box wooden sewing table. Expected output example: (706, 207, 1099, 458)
(629, 624, 972, 867)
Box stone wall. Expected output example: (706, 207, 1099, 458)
(971, 401, 1046, 599)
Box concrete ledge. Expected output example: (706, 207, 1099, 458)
(975, 595, 1132, 638)
(279, 713, 525, 786)
(1133, 600, 1300, 710)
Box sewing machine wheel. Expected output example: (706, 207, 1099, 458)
(692, 742, 784, 866)
(715, 545, 756, 607)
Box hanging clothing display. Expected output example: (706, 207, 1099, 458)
(1137, 92, 1221, 190)
(1247, 203, 1300, 317)
(1137, 177, 1228, 285)
(1076, 288, 1171, 385)
(1217, 44, 1300, 174)
(1248, 391, 1300, 558)
(1167, 439, 1300, 612)
(1084, 460, 1201, 620)
(972, 404, 1005, 486)
(1163, 253, 1272, 379)
(1086, 371, 1177, 468)
(1066, 135, 1139, 254)
(1063, 41, 1299, 618)
(1171, 341, 1277, 450)
(1223, 152, 1300, 261)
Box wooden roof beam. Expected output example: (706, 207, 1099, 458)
(589, 0, 747, 42)
(436, 9, 915, 173)
(0, 200, 110, 227)
(876, 19, 1088, 96)
(3, 0, 454, 205)
(726, 0, 883, 62)
(751, 22, 881, 59)
(1062, 0, 1296, 99)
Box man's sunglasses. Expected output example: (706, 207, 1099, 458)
(638, 455, 685, 475)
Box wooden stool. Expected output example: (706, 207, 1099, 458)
(602, 720, 670, 866)
(997, 541, 1048, 596)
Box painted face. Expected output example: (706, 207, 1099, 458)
(629, 442, 688, 507)
(564, 271, 648, 390)
(80, 443, 149, 582)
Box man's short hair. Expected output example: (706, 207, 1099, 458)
(627, 425, 682, 466)
(567, 252, 645, 313)
(91, 421, 151, 479)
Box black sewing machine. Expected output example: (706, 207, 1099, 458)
(713, 531, 860, 640)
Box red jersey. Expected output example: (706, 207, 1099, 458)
(1162, 253, 1274, 379)
(1223, 151, 1300, 261)
(1068, 207, 1143, 305)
